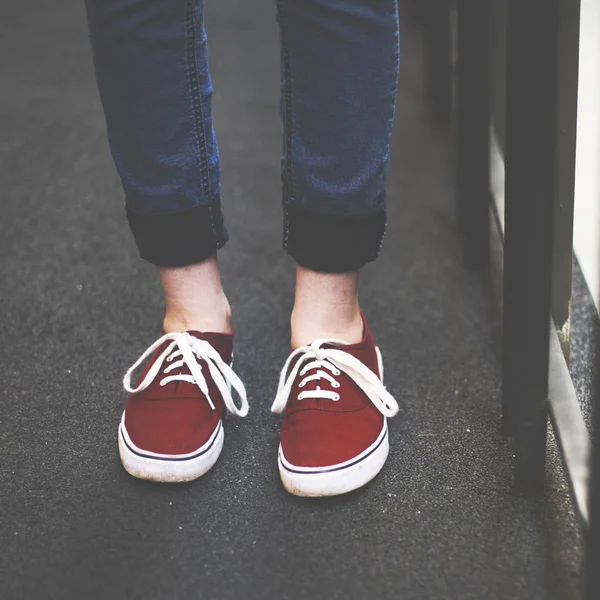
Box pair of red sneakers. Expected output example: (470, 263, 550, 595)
(118, 314, 398, 496)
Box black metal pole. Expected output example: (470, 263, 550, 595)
(423, 0, 452, 125)
(405, 0, 425, 26)
(456, 0, 490, 267)
(502, 0, 558, 493)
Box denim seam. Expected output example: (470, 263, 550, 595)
(374, 0, 400, 257)
(378, 1, 400, 255)
(277, 0, 295, 249)
(185, 0, 218, 246)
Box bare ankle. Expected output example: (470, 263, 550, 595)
(290, 265, 363, 348)
(290, 306, 363, 348)
(162, 296, 231, 334)
(158, 256, 232, 335)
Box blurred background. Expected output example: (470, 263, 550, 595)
(1, 1, 598, 599)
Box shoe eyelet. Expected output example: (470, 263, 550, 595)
(159, 380, 167, 387)
(333, 393, 340, 401)
(299, 381, 305, 388)
(333, 369, 341, 376)
(332, 382, 340, 388)
(166, 356, 173, 362)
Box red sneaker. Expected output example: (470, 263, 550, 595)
(271, 316, 398, 497)
(118, 331, 248, 483)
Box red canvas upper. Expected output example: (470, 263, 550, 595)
(124, 331, 232, 455)
(279, 317, 386, 468)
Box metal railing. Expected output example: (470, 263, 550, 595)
(411, 0, 597, 597)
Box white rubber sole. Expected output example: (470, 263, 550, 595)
(118, 414, 224, 483)
(278, 421, 389, 497)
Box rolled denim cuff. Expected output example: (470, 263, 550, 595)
(126, 193, 229, 267)
(283, 203, 387, 273)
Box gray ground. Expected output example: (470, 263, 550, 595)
(0, 1, 585, 598)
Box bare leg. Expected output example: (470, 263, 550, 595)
(159, 256, 231, 335)
(290, 265, 364, 349)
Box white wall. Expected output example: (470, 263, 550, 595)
(573, 0, 600, 310)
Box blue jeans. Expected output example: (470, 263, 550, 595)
(86, 0, 400, 272)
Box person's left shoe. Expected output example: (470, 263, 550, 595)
(271, 315, 399, 497)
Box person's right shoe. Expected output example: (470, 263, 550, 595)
(271, 314, 399, 497)
(118, 331, 248, 483)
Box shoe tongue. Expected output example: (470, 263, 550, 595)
(320, 327, 378, 376)
(185, 331, 233, 364)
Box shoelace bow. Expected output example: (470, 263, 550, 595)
(123, 332, 249, 417)
(271, 339, 399, 418)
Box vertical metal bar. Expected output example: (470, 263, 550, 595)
(551, 0, 581, 358)
(423, 0, 452, 125)
(406, 0, 425, 26)
(502, 0, 558, 492)
(456, 0, 491, 267)
(455, 0, 470, 236)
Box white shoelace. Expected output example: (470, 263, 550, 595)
(123, 332, 249, 417)
(271, 339, 399, 418)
